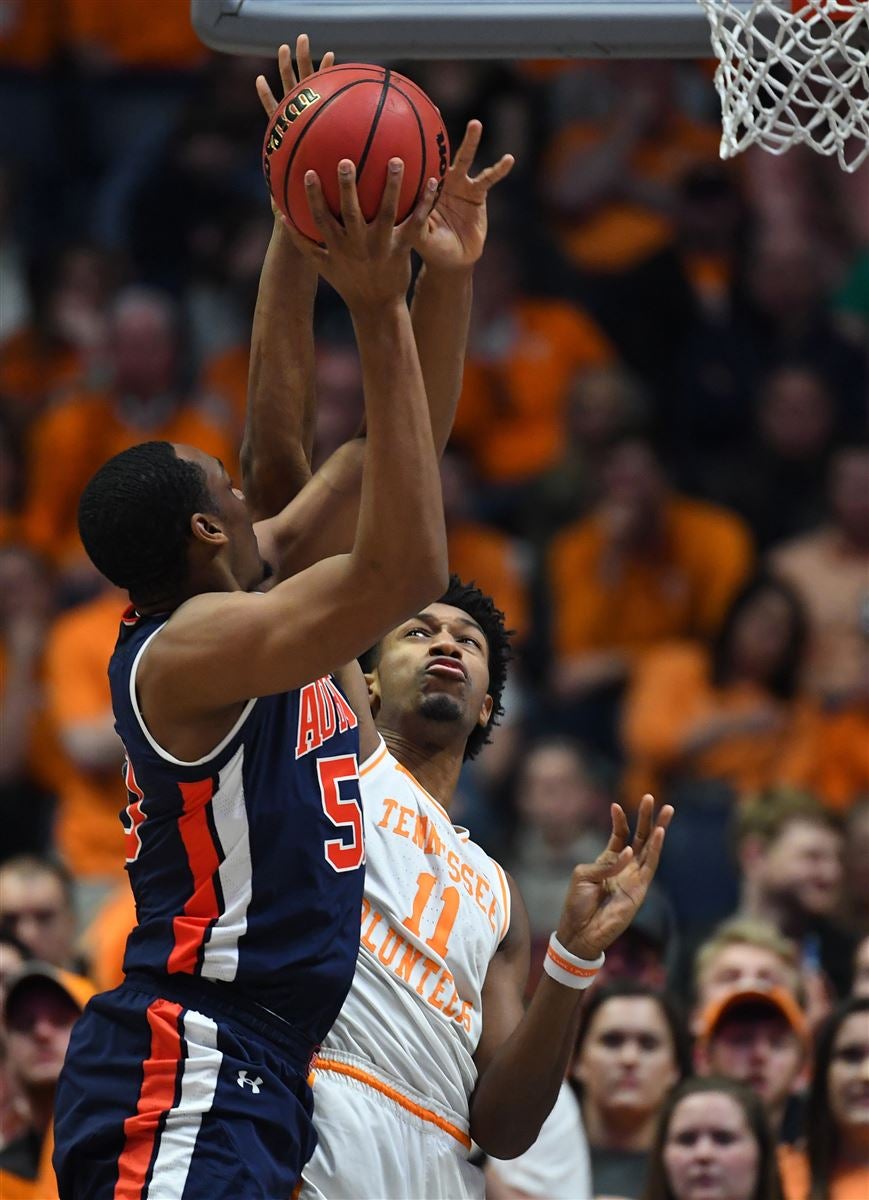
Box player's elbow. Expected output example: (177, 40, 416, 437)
(471, 1116, 536, 1161)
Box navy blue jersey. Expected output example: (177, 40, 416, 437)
(109, 606, 365, 1045)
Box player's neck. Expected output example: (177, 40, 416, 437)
(380, 729, 463, 812)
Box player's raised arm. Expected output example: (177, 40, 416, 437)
(247, 68, 513, 577)
(105, 167, 448, 755)
(468, 797, 674, 1158)
(242, 37, 336, 522)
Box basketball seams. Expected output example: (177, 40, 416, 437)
(278, 79, 381, 230)
(356, 69, 393, 184)
(382, 81, 430, 223)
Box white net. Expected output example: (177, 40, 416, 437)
(696, 0, 869, 171)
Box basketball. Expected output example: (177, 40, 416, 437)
(262, 64, 450, 240)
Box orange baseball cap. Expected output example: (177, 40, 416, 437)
(3, 961, 97, 1022)
(697, 986, 809, 1051)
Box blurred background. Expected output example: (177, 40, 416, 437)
(0, 2, 867, 1194)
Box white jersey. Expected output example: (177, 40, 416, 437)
(317, 739, 511, 1121)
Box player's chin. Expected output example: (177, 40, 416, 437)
(418, 692, 464, 724)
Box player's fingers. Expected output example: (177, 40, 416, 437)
(336, 160, 366, 236)
(603, 802, 631, 854)
(635, 824, 668, 882)
(375, 158, 405, 233)
(295, 34, 314, 81)
(397, 176, 440, 244)
(632, 793, 655, 851)
(472, 153, 515, 192)
(451, 119, 483, 174)
(256, 75, 278, 119)
(319, 50, 336, 71)
(303, 170, 343, 243)
(278, 42, 297, 93)
(575, 846, 633, 884)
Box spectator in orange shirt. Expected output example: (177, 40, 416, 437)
(441, 449, 529, 641)
(547, 436, 752, 753)
(451, 231, 615, 491)
(78, 883, 136, 994)
(541, 62, 720, 277)
(778, 997, 869, 1200)
(771, 444, 869, 706)
(21, 287, 237, 573)
(0, 245, 115, 435)
(621, 576, 820, 805)
(523, 362, 648, 548)
(0, 546, 61, 858)
(43, 581, 128, 904)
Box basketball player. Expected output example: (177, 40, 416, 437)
(249, 43, 673, 1199)
(50, 157, 449, 1197)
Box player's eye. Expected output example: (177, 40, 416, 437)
(406, 627, 430, 639)
(460, 636, 482, 650)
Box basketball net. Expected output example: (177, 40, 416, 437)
(696, 0, 869, 171)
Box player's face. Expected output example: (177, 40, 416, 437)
(173, 446, 267, 591)
(370, 603, 493, 744)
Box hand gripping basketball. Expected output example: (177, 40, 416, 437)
(262, 63, 450, 241)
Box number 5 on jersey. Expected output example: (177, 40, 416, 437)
(318, 755, 365, 872)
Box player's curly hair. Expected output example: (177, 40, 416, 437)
(78, 441, 218, 606)
(361, 574, 512, 761)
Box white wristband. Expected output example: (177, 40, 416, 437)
(542, 932, 605, 990)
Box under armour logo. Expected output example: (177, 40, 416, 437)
(236, 1070, 263, 1093)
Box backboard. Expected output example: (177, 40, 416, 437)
(190, 0, 738, 58)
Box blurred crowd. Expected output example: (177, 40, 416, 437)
(0, 2, 867, 1198)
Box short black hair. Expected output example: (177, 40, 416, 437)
(361, 574, 512, 761)
(78, 441, 217, 605)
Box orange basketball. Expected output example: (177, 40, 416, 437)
(262, 64, 450, 241)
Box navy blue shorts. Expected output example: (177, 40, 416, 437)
(53, 973, 318, 1200)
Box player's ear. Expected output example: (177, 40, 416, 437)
(365, 670, 381, 718)
(190, 512, 228, 548)
(477, 693, 494, 728)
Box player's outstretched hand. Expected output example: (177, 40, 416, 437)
(414, 120, 515, 271)
(255, 35, 334, 120)
(554, 795, 674, 963)
(255, 36, 335, 225)
(281, 159, 440, 311)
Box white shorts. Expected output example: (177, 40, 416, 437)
(301, 1050, 484, 1200)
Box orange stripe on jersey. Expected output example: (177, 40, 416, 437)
(491, 860, 511, 943)
(393, 761, 468, 839)
(359, 742, 388, 777)
(114, 999, 184, 1200)
(168, 777, 220, 974)
(290, 1179, 304, 1200)
(314, 1057, 472, 1150)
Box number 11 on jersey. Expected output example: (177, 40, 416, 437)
(402, 872, 460, 959)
